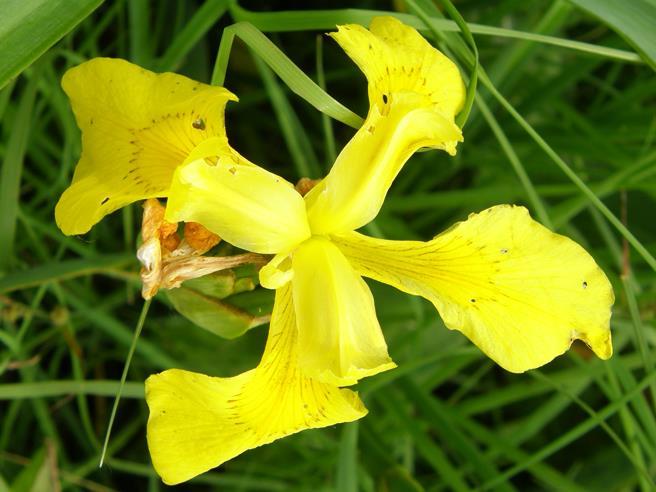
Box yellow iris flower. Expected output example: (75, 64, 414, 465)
(55, 17, 613, 486)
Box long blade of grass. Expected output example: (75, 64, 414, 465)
(0, 76, 38, 272)
(567, 0, 656, 70)
(475, 94, 552, 227)
(252, 56, 321, 178)
(0, 254, 134, 293)
(408, 0, 656, 271)
(0, 0, 103, 89)
(156, 0, 230, 71)
(99, 298, 151, 468)
(229, 4, 642, 63)
(479, 69, 656, 271)
(335, 422, 359, 492)
(480, 371, 656, 489)
(0, 380, 145, 399)
(436, 0, 478, 128)
(211, 22, 363, 128)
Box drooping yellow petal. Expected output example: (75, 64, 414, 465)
(305, 17, 465, 234)
(146, 285, 366, 485)
(291, 237, 396, 386)
(55, 58, 238, 235)
(333, 205, 614, 373)
(165, 158, 311, 254)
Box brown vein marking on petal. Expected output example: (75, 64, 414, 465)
(184, 222, 221, 253)
(295, 177, 321, 197)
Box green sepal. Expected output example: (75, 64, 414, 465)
(166, 266, 272, 339)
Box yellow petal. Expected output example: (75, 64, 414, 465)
(55, 58, 237, 235)
(146, 285, 366, 485)
(291, 237, 396, 386)
(333, 205, 614, 373)
(305, 98, 462, 234)
(165, 158, 311, 254)
(330, 16, 465, 119)
(306, 17, 465, 234)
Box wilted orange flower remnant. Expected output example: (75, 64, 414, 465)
(56, 17, 614, 486)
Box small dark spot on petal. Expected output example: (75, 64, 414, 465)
(101, 197, 109, 205)
(500, 248, 508, 254)
(382, 94, 388, 104)
(470, 298, 476, 303)
(582, 281, 588, 289)
(192, 118, 206, 130)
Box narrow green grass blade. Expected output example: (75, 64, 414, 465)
(409, 0, 656, 273)
(99, 298, 151, 467)
(0, 253, 133, 293)
(377, 391, 470, 492)
(315, 35, 337, 167)
(156, 0, 229, 71)
(602, 366, 653, 492)
(106, 458, 289, 490)
(230, 4, 642, 63)
(64, 293, 176, 369)
(211, 22, 363, 128)
(435, 0, 479, 128)
(480, 372, 656, 489)
(531, 371, 654, 488)
(0, 380, 144, 399)
(621, 275, 656, 404)
(475, 92, 552, 228)
(401, 377, 515, 491)
(253, 56, 321, 178)
(454, 411, 590, 492)
(0, 76, 38, 272)
(0, 0, 103, 89)
(568, 0, 656, 70)
(479, 68, 656, 271)
(128, 0, 151, 66)
(336, 422, 359, 492)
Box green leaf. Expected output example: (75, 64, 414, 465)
(568, 0, 656, 70)
(180, 270, 243, 299)
(0, 0, 104, 89)
(166, 279, 270, 339)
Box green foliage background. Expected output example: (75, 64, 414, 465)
(1, 0, 655, 490)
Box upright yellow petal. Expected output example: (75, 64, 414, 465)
(55, 58, 237, 235)
(331, 16, 465, 119)
(333, 205, 613, 373)
(146, 285, 366, 485)
(165, 158, 310, 254)
(291, 237, 396, 386)
(305, 17, 464, 234)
